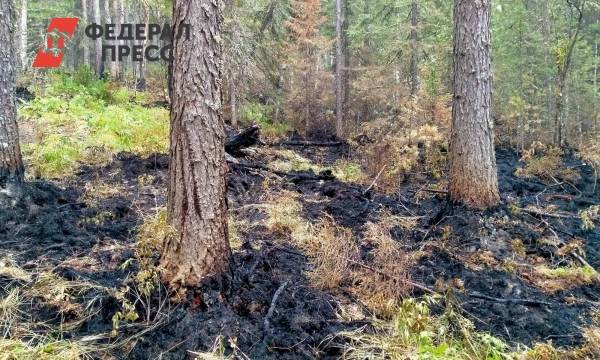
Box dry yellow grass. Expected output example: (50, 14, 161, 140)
(352, 212, 416, 315)
(0, 261, 107, 360)
(264, 190, 314, 248)
(309, 218, 360, 290)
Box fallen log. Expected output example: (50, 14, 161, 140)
(274, 140, 344, 147)
(225, 125, 262, 155)
(229, 161, 335, 182)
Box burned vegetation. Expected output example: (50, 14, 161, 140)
(1, 125, 599, 358)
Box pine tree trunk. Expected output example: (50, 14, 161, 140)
(335, 0, 346, 139)
(81, 0, 90, 67)
(93, 0, 102, 75)
(18, 0, 27, 70)
(0, 0, 24, 191)
(449, 0, 499, 209)
(160, 0, 231, 290)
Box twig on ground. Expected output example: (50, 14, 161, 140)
(521, 207, 579, 219)
(544, 194, 600, 206)
(409, 187, 448, 195)
(347, 259, 435, 294)
(363, 165, 387, 195)
(468, 292, 552, 306)
(263, 280, 290, 336)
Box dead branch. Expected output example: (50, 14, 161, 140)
(363, 165, 387, 195)
(409, 187, 448, 195)
(543, 194, 600, 206)
(521, 208, 579, 219)
(274, 140, 344, 147)
(468, 292, 552, 307)
(263, 280, 290, 335)
(348, 258, 435, 294)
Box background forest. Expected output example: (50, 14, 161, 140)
(0, 0, 599, 359)
(16, 0, 599, 145)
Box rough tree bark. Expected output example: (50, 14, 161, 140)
(449, 0, 500, 209)
(81, 0, 90, 67)
(160, 0, 232, 290)
(0, 0, 24, 197)
(335, 0, 346, 139)
(93, 0, 102, 75)
(18, 0, 26, 69)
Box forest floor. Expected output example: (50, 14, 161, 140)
(1, 128, 599, 358)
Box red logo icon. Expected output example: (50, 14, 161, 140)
(32, 18, 80, 68)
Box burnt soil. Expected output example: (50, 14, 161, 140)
(0, 144, 599, 359)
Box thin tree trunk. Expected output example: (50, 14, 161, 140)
(135, 2, 147, 90)
(93, 0, 102, 75)
(0, 0, 24, 194)
(409, 0, 419, 97)
(449, 0, 499, 209)
(553, 0, 585, 147)
(119, 0, 129, 76)
(105, 0, 119, 78)
(19, 0, 27, 70)
(595, 19, 598, 137)
(161, 0, 231, 290)
(335, 0, 346, 139)
(81, 0, 90, 67)
(541, 1, 553, 140)
(112, 0, 122, 79)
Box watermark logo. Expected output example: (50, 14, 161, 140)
(32, 20, 188, 69)
(86, 23, 188, 63)
(32, 18, 80, 68)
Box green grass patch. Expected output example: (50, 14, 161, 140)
(538, 265, 599, 283)
(338, 296, 514, 360)
(20, 69, 168, 179)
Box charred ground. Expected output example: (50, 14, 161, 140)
(0, 140, 599, 359)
